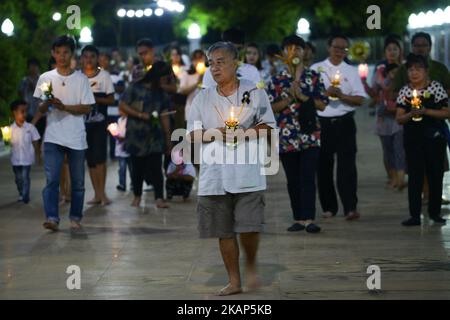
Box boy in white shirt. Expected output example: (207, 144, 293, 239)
(114, 109, 132, 191)
(9, 100, 41, 204)
(165, 150, 196, 201)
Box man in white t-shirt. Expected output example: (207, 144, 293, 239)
(201, 28, 261, 88)
(310, 34, 366, 221)
(187, 42, 276, 296)
(81, 45, 115, 206)
(33, 35, 95, 231)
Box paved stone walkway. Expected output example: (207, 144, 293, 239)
(0, 108, 449, 299)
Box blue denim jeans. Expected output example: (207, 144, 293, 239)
(12, 165, 31, 203)
(43, 142, 85, 223)
(117, 156, 132, 189)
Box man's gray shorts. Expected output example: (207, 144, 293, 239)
(197, 191, 265, 239)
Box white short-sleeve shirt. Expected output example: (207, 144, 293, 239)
(33, 69, 96, 150)
(311, 59, 366, 117)
(10, 122, 41, 166)
(87, 69, 115, 95)
(202, 63, 261, 88)
(187, 79, 277, 196)
(167, 162, 197, 178)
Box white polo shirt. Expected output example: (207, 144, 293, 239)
(202, 63, 261, 88)
(311, 59, 366, 117)
(10, 122, 40, 166)
(187, 79, 277, 196)
(33, 69, 96, 150)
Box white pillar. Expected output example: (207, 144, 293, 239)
(189, 39, 201, 53)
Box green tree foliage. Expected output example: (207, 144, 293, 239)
(0, 0, 94, 124)
(177, 0, 447, 42)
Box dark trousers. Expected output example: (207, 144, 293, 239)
(130, 153, 164, 199)
(318, 114, 358, 215)
(107, 115, 119, 160)
(405, 136, 446, 219)
(166, 178, 194, 199)
(280, 148, 319, 221)
(13, 165, 31, 202)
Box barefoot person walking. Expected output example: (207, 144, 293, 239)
(33, 35, 95, 231)
(187, 42, 277, 295)
(81, 45, 115, 206)
(119, 61, 172, 208)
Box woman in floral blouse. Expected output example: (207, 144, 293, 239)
(268, 35, 328, 233)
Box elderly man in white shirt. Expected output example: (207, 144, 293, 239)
(311, 34, 366, 221)
(187, 41, 276, 296)
(202, 62, 261, 88)
(201, 27, 261, 89)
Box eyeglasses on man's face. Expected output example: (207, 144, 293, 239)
(331, 45, 349, 52)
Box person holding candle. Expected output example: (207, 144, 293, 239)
(178, 49, 207, 120)
(244, 43, 268, 85)
(187, 41, 276, 296)
(311, 34, 366, 221)
(396, 54, 449, 226)
(119, 61, 172, 208)
(267, 34, 328, 233)
(165, 149, 196, 201)
(9, 100, 41, 204)
(391, 32, 450, 204)
(363, 37, 406, 190)
(113, 109, 133, 192)
(170, 46, 187, 79)
(134, 39, 177, 94)
(133, 38, 177, 187)
(169, 46, 189, 130)
(81, 45, 115, 206)
(392, 32, 450, 96)
(33, 35, 95, 231)
(201, 28, 261, 88)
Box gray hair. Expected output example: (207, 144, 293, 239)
(207, 41, 239, 60)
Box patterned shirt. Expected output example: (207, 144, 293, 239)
(396, 80, 448, 141)
(120, 82, 170, 156)
(268, 68, 328, 153)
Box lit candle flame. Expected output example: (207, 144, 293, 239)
(107, 122, 119, 137)
(172, 65, 181, 77)
(413, 89, 417, 98)
(358, 63, 368, 79)
(1, 126, 12, 143)
(195, 62, 206, 75)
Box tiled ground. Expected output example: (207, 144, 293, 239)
(0, 109, 449, 300)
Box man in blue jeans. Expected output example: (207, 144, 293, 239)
(33, 35, 95, 231)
